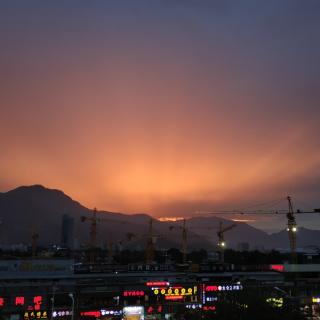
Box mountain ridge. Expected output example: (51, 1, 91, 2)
(0, 185, 320, 251)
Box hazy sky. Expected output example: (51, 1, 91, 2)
(0, 1, 319, 230)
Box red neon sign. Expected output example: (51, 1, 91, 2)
(270, 265, 284, 272)
(33, 296, 42, 311)
(146, 281, 169, 286)
(205, 284, 242, 292)
(205, 286, 218, 292)
(80, 311, 101, 318)
(165, 295, 183, 300)
(15, 296, 25, 306)
(33, 296, 42, 304)
(147, 306, 163, 314)
(203, 305, 216, 311)
(123, 290, 145, 297)
(0, 298, 4, 307)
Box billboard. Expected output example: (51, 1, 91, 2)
(123, 306, 144, 320)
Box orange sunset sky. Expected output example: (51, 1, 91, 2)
(0, 1, 319, 230)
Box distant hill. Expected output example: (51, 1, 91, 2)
(0, 185, 320, 251)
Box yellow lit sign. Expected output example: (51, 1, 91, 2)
(24, 311, 48, 319)
(266, 297, 283, 308)
(152, 286, 197, 297)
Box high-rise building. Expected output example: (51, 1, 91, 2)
(61, 214, 74, 249)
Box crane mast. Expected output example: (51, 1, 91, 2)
(81, 208, 98, 264)
(169, 219, 188, 264)
(145, 218, 155, 264)
(286, 196, 297, 263)
(217, 221, 237, 264)
(181, 219, 187, 264)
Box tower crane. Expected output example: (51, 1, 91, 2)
(169, 219, 237, 264)
(81, 208, 126, 264)
(286, 196, 297, 263)
(169, 219, 188, 264)
(81, 208, 98, 264)
(217, 221, 237, 264)
(127, 218, 161, 264)
(198, 196, 319, 264)
(145, 219, 156, 264)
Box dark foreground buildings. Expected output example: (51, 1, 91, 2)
(1, 260, 320, 319)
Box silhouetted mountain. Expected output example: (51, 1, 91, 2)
(1, 185, 320, 251)
(0, 185, 208, 250)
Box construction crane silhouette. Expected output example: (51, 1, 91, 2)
(127, 218, 161, 264)
(192, 222, 237, 263)
(198, 196, 319, 264)
(217, 221, 237, 264)
(169, 219, 188, 264)
(81, 208, 126, 264)
(169, 219, 237, 264)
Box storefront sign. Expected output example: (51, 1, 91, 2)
(205, 284, 243, 292)
(146, 281, 169, 287)
(123, 290, 145, 297)
(52, 311, 72, 318)
(152, 286, 197, 297)
(266, 297, 283, 308)
(23, 311, 48, 319)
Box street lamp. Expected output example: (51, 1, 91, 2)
(68, 293, 75, 320)
(50, 286, 57, 320)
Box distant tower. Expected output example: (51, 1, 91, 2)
(61, 214, 74, 249)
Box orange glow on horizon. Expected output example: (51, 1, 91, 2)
(0, 1, 319, 220)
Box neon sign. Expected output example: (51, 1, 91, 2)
(101, 309, 122, 316)
(270, 265, 284, 272)
(203, 306, 216, 311)
(147, 306, 163, 313)
(165, 295, 183, 300)
(205, 284, 243, 292)
(146, 281, 169, 286)
(16, 296, 25, 306)
(312, 297, 320, 303)
(80, 311, 101, 318)
(206, 297, 218, 302)
(52, 311, 72, 318)
(266, 297, 283, 308)
(23, 311, 48, 319)
(152, 286, 197, 297)
(186, 304, 202, 309)
(14, 295, 43, 310)
(123, 306, 144, 320)
(33, 296, 42, 311)
(0, 297, 4, 307)
(123, 290, 145, 297)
